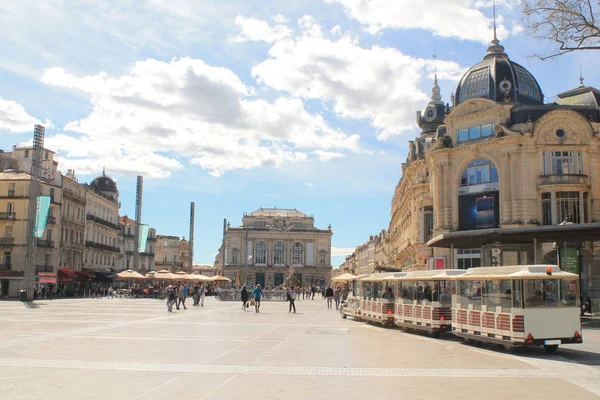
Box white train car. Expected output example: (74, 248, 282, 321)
(356, 273, 403, 326)
(451, 265, 582, 352)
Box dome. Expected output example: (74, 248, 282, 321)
(454, 37, 543, 106)
(90, 169, 118, 194)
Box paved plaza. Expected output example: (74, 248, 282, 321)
(1, 297, 600, 399)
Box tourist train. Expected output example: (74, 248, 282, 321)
(339, 265, 582, 353)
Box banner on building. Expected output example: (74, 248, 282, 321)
(559, 247, 579, 274)
(138, 224, 150, 252)
(34, 196, 51, 238)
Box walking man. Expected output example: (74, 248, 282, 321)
(253, 284, 263, 313)
(166, 285, 176, 312)
(192, 284, 199, 306)
(311, 285, 316, 300)
(177, 284, 187, 310)
(200, 284, 206, 307)
(334, 286, 341, 310)
(241, 286, 249, 311)
(288, 286, 297, 313)
(326, 286, 334, 309)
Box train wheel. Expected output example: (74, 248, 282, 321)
(463, 337, 474, 345)
(341, 313, 347, 319)
(543, 345, 559, 353)
(430, 331, 441, 339)
(503, 344, 516, 353)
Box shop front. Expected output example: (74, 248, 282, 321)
(0, 271, 24, 299)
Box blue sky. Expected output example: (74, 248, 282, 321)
(1, 0, 599, 267)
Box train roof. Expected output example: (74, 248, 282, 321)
(454, 265, 579, 280)
(359, 272, 406, 282)
(386, 269, 467, 281)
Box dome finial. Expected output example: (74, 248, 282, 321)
(102, 166, 106, 176)
(484, 0, 508, 60)
(492, 0, 498, 44)
(430, 54, 442, 103)
(579, 65, 584, 87)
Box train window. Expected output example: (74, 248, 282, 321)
(482, 280, 511, 312)
(459, 280, 481, 310)
(433, 281, 452, 305)
(524, 279, 579, 308)
(512, 280, 523, 308)
(420, 281, 433, 305)
(363, 283, 372, 300)
(402, 282, 415, 304)
(373, 282, 383, 300)
(382, 283, 395, 300)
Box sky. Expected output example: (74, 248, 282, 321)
(1, 0, 599, 267)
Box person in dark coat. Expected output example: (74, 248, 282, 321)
(241, 286, 249, 311)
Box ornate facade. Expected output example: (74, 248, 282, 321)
(154, 235, 189, 272)
(217, 208, 332, 287)
(117, 215, 156, 273)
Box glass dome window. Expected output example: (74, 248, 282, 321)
(458, 67, 490, 103)
(514, 65, 542, 101)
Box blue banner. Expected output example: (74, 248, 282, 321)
(138, 224, 150, 252)
(34, 196, 51, 238)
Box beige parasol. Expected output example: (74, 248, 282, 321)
(210, 275, 231, 282)
(187, 274, 211, 281)
(115, 269, 146, 279)
(174, 271, 192, 280)
(153, 270, 176, 280)
(331, 273, 358, 282)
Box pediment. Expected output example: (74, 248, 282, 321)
(532, 109, 594, 145)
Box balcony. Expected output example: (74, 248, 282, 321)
(0, 263, 11, 271)
(63, 188, 86, 203)
(538, 174, 589, 186)
(37, 239, 55, 248)
(85, 240, 120, 253)
(61, 240, 84, 250)
(0, 237, 15, 246)
(50, 197, 62, 206)
(86, 214, 120, 231)
(123, 233, 134, 239)
(0, 212, 16, 220)
(155, 261, 183, 268)
(147, 236, 157, 242)
(35, 265, 54, 273)
(0, 191, 25, 199)
(140, 252, 155, 257)
(46, 216, 57, 225)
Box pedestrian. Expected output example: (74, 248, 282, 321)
(241, 286, 249, 311)
(287, 286, 297, 313)
(253, 284, 263, 313)
(177, 284, 187, 310)
(166, 285, 176, 312)
(321, 286, 326, 299)
(326, 286, 334, 309)
(334, 287, 341, 310)
(192, 284, 199, 306)
(108, 286, 114, 299)
(183, 284, 189, 306)
(311, 285, 316, 300)
(200, 284, 206, 307)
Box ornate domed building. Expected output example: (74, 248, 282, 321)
(89, 168, 119, 202)
(386, 30, 600, 296)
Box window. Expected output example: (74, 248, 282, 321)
(4, 226, 13, 238)
(6, 202, 14, 215)
(274, 242, 285, 265)
(542, 193, 552, 225)
(254, 221, 267, 227)
(556, 192, 581, 223)
(457, 123, 494, 143)
(291, 242, 304, 265)
(291, 222, 303, 228)
(319, 250, 327, 265)
(514, 65, 542, 101)
(254, 241, 266, 264)
(3, 252, 11, 267)
(542, 151, 583, 175)
(457, 249, 481, 270)
(460, 159, 498, 186)
(524, 279, 578, 308)
(482, 280, 512, 312)
(173, 255, 177, 262)
(458, 67, 490, 103)
(459, 280, 482, 310)
(46, 229, 52, 241)
(8, 183, 14, 197)
(231, 248, 239, 264)
(44, 151, 49, 160)
(24, 150, 29, 158)
(423, 206, 434, 242)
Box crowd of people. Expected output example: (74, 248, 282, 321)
(165, 283, 208, 312)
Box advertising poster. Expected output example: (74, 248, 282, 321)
(34, 195, 51, 238)
(138, 224, 150, 252)
(559, 248, 579, 274)
(458, 191, 499, 230)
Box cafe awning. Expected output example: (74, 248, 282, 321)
(427, 222, 600, 249)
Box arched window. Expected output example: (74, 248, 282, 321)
(460, 159, 498, 186)
(254, 241, 266, 264)
(291, 242, 304, 265)
(274, 242, 285, 265)
(318, 250, 327, 265)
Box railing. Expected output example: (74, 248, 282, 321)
(86, 214, 120, 231)
(0, 263, 11, 271)
(0, 237, 15, 245)
(147, 236, 157, 242)
(63, 214, 84, 224)
(46, 216, 57, 225)
(217, 289, 288, 302)
(85, 240, 120, 253)
(140, 252, 155, 257)
(35, 265, 54, 273)
(538, 174, 589, 185)
(62, 240, 84, 250)
(123, 233, 134, 239)
(63, 188, 86, 203)
(50, 196, 62, 205)
(155, 261, 183, 267)
(37, 239, 55, 248)
(0, 191, 25, 199)
(0, 212, 16, 220)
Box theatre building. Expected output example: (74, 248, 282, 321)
(414, 35, 600, 296)
(218, 208, 333, 287)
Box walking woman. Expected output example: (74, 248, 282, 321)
(287, 286, 297, 314)
(241, 286, 249, 311)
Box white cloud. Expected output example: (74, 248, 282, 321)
(0, 97, 51, 133)
(40, 57, 359, 178)
(251, 23, 465, 140)
(273, 14, 287, 24)
(330, 25, 342, 36)
(313, 150, 345, 162)
(325, 0, 518, 42)
(232, 15, 292, 43)
(331, 246, 355, 256)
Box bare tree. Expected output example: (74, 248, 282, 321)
(522, 0, 600, 60)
